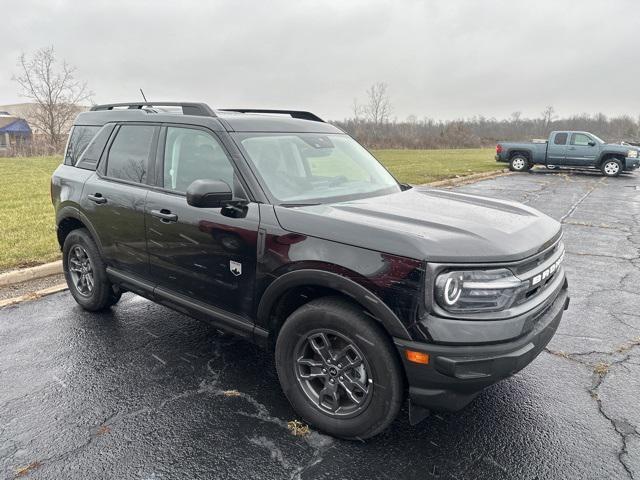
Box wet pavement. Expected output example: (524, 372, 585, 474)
(1, 168, 639, 480)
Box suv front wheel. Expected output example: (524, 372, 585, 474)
(275, 297, 404, 439)
(63, 228, 121, 311)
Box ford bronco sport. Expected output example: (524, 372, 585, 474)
(51, 102, 570, 439)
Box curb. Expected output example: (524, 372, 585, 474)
(426, 169, 510, 188)
(0, 260, 63, 288)
(0, 283, 68, 308)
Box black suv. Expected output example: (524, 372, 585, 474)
(51, 102, 570, 439)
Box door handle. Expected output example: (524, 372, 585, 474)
(151, 209, 178, 223)
(87, 193, 107, 204)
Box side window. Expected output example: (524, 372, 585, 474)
(106, 125, 156, 183)
(64, 126, 100, 165)
(76, 124, 116, 171)
(571, 133, 592, 146)
(553, 133, 568, 145)
(164, 127, 236, 193)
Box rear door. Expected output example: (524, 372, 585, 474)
(566, 133, 598, 166)
(144, 125, 260, 325)
(82, 123, 159, 279)
(546, 132, 568, 164)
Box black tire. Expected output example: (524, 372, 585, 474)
(601, 158, 622, 177)
(275, 297, 404, 440)
(509, 155, 530, 172)
(62, 228, 121, 311)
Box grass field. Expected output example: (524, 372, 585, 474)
(0, 148, 496, 271)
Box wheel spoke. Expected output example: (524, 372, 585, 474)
(318, 381, 340, 412)
(334, 344, 363, 370)
(339, 373, 369, 405)
(308, 332, 334, 364)
(297, 357, 323, 368)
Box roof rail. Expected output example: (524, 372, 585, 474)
(90, 102, 216, 117)
(219, 109, 324, 123)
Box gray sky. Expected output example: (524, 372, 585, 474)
(1, 0, 639, 121)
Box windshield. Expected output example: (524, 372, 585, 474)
(235, 133, 401, 204)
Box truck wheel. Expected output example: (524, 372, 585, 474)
(63, 228, 121, 311)
(601, 158, 622, 177)
(509, 155, 530, 172)
(275, 297, 404, 440)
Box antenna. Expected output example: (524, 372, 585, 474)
(139, 88, 148, 102)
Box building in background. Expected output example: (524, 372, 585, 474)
(0, 111, 32, 155)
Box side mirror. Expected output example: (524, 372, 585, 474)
(186, 179, 232, 208)
(588, 141, 596, 147)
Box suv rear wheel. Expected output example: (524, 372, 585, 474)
(601, 158, 622, 177)
(63, 229, 121, 311)
(509, 155, 530, 172)
(275, 297, 404, 439)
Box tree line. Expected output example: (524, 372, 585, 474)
(334, 84, 640, 149)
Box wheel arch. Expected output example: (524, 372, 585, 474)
(257, 269, 412, 343)
(56, 206, 103, 254)
(598, 152, 625, 167)
(508, 149, 532, 162)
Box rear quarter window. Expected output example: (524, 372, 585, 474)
(64, 126, 100, 166)
(553, 133, 568, 145)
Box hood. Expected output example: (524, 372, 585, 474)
(273, 187, 561, 263)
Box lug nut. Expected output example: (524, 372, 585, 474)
(322, 368, 327, 373)
(339, 376, 343, 380)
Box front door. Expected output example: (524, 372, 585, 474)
(82, 124, 158, 279)
(145, 126, 260, 321)
(565, 133, 598, 166)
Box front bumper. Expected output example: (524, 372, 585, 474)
(394, 282, 569, 411)
(624, 156, 640, 170)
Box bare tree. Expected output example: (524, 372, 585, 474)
(541, 105, 556, 134)
(362, 82, 392, 125)
(13, 47, 92, 152)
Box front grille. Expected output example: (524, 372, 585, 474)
(512, 240, 564, 307)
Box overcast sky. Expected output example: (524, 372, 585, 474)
(1, 0, 639, 121)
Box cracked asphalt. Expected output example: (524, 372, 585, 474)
(1, 168, 639, 480)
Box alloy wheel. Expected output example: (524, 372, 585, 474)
(68, 245, 94, 297)
(512, 157, 526, 170)
(604, 161, 619, 176)
(294, 329, 373, 417)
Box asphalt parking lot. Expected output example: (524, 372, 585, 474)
(1, 168, 639, 480)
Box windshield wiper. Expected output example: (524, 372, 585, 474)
(279, 202, 322, 208)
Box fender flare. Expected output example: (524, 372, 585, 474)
(597, 151, 625, 167)
(507, 148, 534, 161)
(56, 205, 105, 254)
(257, 269, 412, 340)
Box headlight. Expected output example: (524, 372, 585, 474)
(627, 150, 638, 158)
(434, 268, 526, 313)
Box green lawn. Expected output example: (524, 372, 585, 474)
(0, 148, 496, 271)
(373, 148, 497, 184)
(0, 156, 62, 271)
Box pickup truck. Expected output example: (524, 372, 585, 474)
(495, 131, 640, 176)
